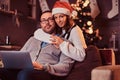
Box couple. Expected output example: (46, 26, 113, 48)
(0, 1, 87, 80)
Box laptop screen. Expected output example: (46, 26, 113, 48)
(0, 51, 33, 69)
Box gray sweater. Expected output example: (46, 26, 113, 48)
(20, 37, 74, 76)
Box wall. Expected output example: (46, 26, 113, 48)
(0, 0, 77, 48)
(0, 0, 38, 48)
(0, 12, 37, 47)
(95, 0, 120, 64)
(95, 0, 120, 50)
(47, 0, 120, 50)
(0, 0, 119, 51)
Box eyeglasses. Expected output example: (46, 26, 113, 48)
(40, 17, 54, 24)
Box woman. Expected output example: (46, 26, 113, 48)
(51, 1, 87, 62)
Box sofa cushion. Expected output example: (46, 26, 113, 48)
(92, 65, 120, 80)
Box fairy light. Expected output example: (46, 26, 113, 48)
(83, 0, 90, 7)
(71, 0, 101, 45)
(88, 27, 93, 34)
(87, 21, 92, 26)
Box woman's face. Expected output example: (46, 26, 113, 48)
(54, 13, 67, 28)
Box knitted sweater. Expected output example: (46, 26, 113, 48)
(20, 37, 74, 76)
(59, 25, 87, 61)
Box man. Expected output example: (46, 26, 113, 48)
(17, 11, 74, 80)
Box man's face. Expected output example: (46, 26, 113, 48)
(53, 13, 67, 28)
(40, 12, 55, 34)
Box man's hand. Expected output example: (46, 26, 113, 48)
(32, 62, 43, 70)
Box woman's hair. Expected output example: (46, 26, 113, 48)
(55, 22, 62, 35)
(64, 15, 72, 32)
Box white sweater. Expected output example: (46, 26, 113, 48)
(60, 25, 87, 62)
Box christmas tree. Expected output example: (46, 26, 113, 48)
(71, 0, 102, 46)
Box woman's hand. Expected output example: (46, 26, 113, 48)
(32, 62, 43, 70)
(50, 35, 64, 48)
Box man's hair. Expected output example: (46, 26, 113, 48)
(39, 10, 51, 21)
(42, 10, 51, 14)
(40, 10, 51, 18)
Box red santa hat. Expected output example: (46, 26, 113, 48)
(52, 1, 73, 16)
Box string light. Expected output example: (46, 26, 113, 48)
(87, 21, 92, 26)
(71, 0, 101, 46)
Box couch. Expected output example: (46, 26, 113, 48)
(0, 45, 102, 80)
(64, 45, 102, 80)
(52, 45, 102, 80)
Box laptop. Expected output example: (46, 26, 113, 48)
(0, 51, 33, 69)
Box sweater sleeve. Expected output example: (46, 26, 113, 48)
(59, 26, 87, 62)
(43, 53, 74, 76)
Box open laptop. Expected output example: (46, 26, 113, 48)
(0, 51, 33, 69)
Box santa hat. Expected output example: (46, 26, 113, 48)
(52, 1, 73, 16)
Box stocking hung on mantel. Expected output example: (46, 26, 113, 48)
(39, 0, 50, 12)
(89, 0, 100, 19)
(107, 0, 119, 19)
